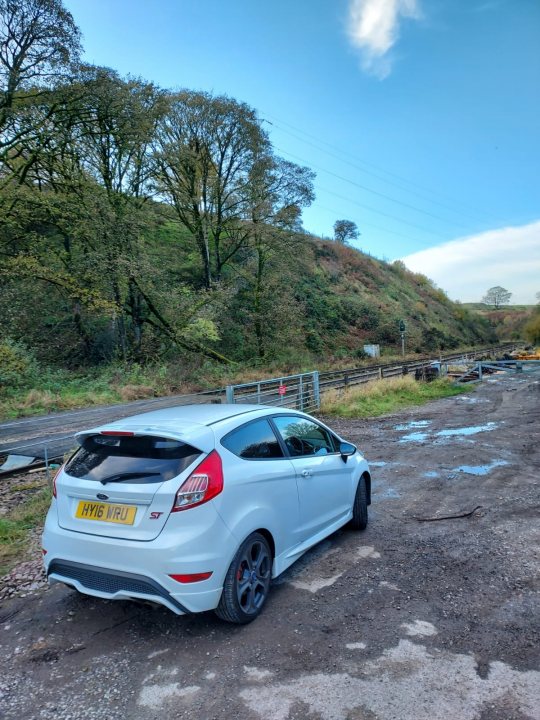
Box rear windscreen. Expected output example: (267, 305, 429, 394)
(65, 435, 201, 484)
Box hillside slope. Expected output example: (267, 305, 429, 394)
(1, 222, 497, 371)
(221, 237, 496, 361)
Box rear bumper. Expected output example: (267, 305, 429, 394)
(42, 503, 232, 614)
(48, 560, 192, 615)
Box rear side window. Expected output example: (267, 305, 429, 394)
(221, 419, 284, 459)
(65, 435, 201, 483)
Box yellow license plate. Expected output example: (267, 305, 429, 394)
(75, 501, 137, 525)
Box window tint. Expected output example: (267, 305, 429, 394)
(65, 435, 200, 483)
(221, 419, 284, 459)
(273, 416, 336, 457)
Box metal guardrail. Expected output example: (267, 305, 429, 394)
(223, 344, 520, 409)
(225, 371, 320, 413)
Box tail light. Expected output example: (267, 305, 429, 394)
(172, 450, 223, 512)
(52, 464, 64, 498)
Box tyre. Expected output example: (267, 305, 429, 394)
(350, 475, 368, 531)
(215, 532, 272, 624)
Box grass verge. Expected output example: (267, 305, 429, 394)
(321, 376, 469, 418)
(0, 369, 159, 420)
(0, 486, 51, 576)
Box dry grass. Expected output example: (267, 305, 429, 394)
(321, 376, 467, 418)
(117, 384, 156, 402)
(10, 388, 114, 416)
(17, 389, 57, 410)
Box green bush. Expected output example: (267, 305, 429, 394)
(339, 297, 380, 330)
(0, 339, 39, 389)
(524, 309, 540, 344)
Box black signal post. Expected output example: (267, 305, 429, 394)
(399, 320, 406, 356)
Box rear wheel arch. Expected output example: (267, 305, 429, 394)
(219, 527, 276, 585)
(252, 528, 275, 560)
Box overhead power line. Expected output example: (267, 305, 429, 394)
(312, 202, 420, 245)
(277, 145, 471, 232)
(263, 111, 510, 228)
(313, 184, 449, 240)
(268, 120, 488, 226)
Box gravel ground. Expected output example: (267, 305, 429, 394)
(0, 470, 48, 517)
(0, 371, 539, 720)
(0, 472, 49, 602)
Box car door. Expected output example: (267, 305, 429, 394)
(271, 415, 355, 541)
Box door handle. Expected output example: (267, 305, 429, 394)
(301, 469, 312, 477)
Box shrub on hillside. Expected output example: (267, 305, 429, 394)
(0, 340, 39, 390)
(524, 309, 540, 344)
(339, 298, 380, 330)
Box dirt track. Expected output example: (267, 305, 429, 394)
(1, 371, 539, 720)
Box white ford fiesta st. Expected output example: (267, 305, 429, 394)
(43, 404, 371, 624)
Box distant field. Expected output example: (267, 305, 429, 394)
(463, 303, 534, 312)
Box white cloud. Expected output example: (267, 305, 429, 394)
(347, 0, 421, 78)
(400, 220, 540, 304)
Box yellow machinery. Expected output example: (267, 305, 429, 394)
(515, 347, 540, 360)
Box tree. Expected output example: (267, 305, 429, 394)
(239, 154, 315, 358)
(153, 90, 270, 288)
(0, 64, 234, 364)
(482, 286, 512, 309)
(12, 68, 167, 360)
(0, 0, 81, 149)
(333, 219, 359, 244)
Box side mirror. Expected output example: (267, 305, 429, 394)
(339, 441, 356, 463)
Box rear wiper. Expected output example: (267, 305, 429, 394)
(100, 472, 161, 485)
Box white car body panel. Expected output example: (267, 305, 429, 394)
(213, 447, 301, 564)
(45, 499, 230, 613)
(77, 420, 216, 453)
(291, 452, 357, 540)
(43, 404, 371, 616)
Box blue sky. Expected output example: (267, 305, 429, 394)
(63, 0, 540, 303)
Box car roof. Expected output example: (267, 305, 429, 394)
(75, 404, 308, 450)
(75, 404, 330, 453)
(116, 403, 271, 427)
(84, 403, 300, 435)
